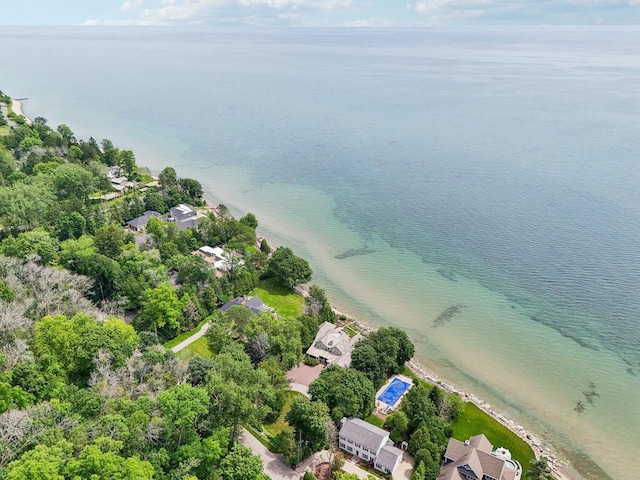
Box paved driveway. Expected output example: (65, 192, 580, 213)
(240, 429, 301, 479)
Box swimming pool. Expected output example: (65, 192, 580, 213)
(377, 377, 412, 407)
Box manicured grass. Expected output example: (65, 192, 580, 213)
(163, 319, 209, 349)
(398, 366, 434, 391)
(246, 425, 276, 452)
(364, 414, 385, 429)
(452, 402, 535, 480)
(0, 125, 9, 136)
(181, 336, 213, 358)
(250, 278, 305, 318)
(343, 325, 358, 338)
(264, 390, 305, 437)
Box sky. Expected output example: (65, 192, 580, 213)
(2, 0, 640, 26)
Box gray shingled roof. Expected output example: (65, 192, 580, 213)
(339, 418, 389, 454)
(219, 295, 268, 315)
(376, 445, 403, 472)
(127, 211, 161, 228)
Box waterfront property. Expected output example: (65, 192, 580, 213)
(169, 203, 206, 230)
(305, 321, 362, 367)
(375, 375, 413, 414)
(338, 417, 404, 475)
(219, 295, 271, 315)
(192, 245, 240, 275)
(126, 210, 162, 232)
(438, 434, 522, 480)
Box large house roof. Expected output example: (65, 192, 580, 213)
(219, 295, 269, 315)
(339, 418, 389, 455)
(439, 435, 518, 480)
(306, 322, 362, 367)
(376, 444, 403, 471)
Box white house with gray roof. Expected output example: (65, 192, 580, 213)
(338, 417, 403, 475)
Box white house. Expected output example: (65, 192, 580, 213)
(338, 417, 403, 475)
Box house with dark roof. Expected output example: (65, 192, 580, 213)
(305, 322, 362, 368)
(219, 295, 270, 315)
(126, 211, 162, 232)
(438, 434, 522, 480)
(338, 417, 403, 475)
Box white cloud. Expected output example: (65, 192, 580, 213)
(107, 0, 353, 25)
(409, 0, 640, 22)
(121, 0, 147, 11)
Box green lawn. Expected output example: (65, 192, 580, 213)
(452, 403, 535, 480)
(163, 319, 209, 349)
(364, 414, 385, 428)
(250, 278, 305, 318)
(264, 390, 305, 437)
(343, 325, 359, 338)
(181, 336, 213, 358)
(0, 125, 9, 136)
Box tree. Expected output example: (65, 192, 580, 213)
(528, 458, 555, 480)
(239, 212, 258, 229)
(351, 327, 415, 387)
(101, 138, 119, 166)
(138, 282, 184, 335)
(158, 384, 209, 448)
(4, 442, 71, 480)
(56, 124, 76, 144)
(384, 410, 409, 442)
(260, 238, 270, 254)
(179, 178, 203, 201)
(308, 366, 375, 422)
(145, 191, 168, 214)
(285, 396, 330, 455)
(94, 223, 126, 258)
(267, 247, 313, 288)
(117, 150, 137, 179)
(0, 228, 59, 265)
(305, 285, 336, 323)
(218, 444, 269, 480)
(159, 166, 178, 190)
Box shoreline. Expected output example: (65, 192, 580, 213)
(291, 284, 578, 480)
(11, 98, 33, 124)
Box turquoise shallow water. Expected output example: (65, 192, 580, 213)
(2, 26, 640, 479)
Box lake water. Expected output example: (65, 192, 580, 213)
(2, 25, 640, 480)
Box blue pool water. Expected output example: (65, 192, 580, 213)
(377, 378, 411, 406)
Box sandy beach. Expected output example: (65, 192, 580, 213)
(11, 98, 32, 124)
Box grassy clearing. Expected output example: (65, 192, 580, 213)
(453, 402, 534, 480)
(364, 414, 385, 428)
(264, 390, 305, 437)
(163, 319, 209, 349)
(0, 125, 9, 136)
(250, 278, 305, 318)
(181, 336, 213, 358)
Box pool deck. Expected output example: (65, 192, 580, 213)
(374, 374, 414, 413)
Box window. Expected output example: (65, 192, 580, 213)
(362, 454, 368, 460)
(340, 442, 345, 449)
(347, 446, 353, 452)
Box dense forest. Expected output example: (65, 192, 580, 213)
(0, 92, 552, 480)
